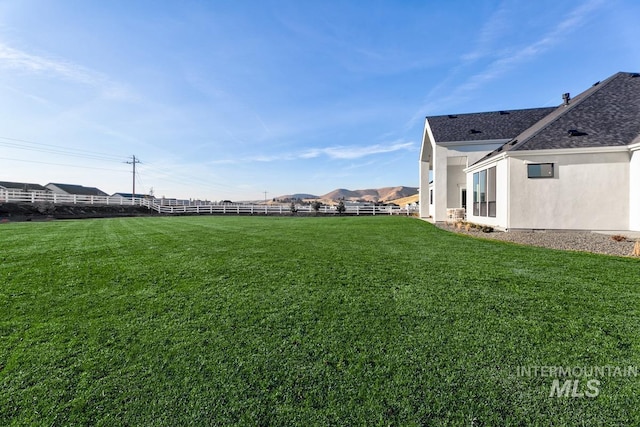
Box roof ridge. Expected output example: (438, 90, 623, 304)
(426, 106, 553, 120)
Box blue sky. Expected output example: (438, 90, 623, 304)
(1, 0, 639, 200)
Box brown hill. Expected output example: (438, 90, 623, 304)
(387, 193, 419, 206)
(319, 186, 418, 203)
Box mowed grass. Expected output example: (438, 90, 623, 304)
(1, 216, 639, 426)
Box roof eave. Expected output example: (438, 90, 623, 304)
(507, 145, 631, 157)
(437, 138, 511, 147)
(465, 145, 630, 172)
(465, 152, 507, 172)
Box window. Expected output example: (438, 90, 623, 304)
(473, 173, 479, 216)
(473, 166, 496, 217)
(527, 163, 554, 178)
(478, 169, 486, 216)
(487, 167, 496, 217)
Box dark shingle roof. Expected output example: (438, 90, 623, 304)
(47, 183, 108, 196)
(0, 181, 48, 191)
(513, 72, 640, 151)
(426, 107, 556, 143)
(476, 72, 640, 164)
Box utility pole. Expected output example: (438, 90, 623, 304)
(125, 155, 141, 203)
(263, 190, 268, 204)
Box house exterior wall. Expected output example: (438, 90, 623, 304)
(507, 151, 629, 230)
(419, 159, 431, 217)
(432, 145, 449, 222)
(446, 143, 506, 165)
(419, 122, 433, 218)
(447, 164, 465, 208)
(428, 182, 434, 214)
(630, 148, 640, 231)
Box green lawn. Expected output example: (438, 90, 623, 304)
(1, 216, 639, 425)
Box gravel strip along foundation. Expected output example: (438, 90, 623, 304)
(437, 224, 638, 257)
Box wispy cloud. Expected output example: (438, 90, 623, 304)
(300, 141, 415, 160)
(208, 141, 416, 165)
(460, 1, 512, 63)
(456, 0, 604, 93)
(0, 40, 136, 101)
(0, 41, 104, 84)
(413, 0, 605, 118)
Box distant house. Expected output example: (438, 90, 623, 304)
(46, 183, 108, 197)
(0, 181, 50, 195)
(420, 71, 640, 232)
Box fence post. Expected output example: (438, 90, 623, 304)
(31, 193, 35, 203)
(372, 206, 375, 216)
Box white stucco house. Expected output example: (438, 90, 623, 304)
(419, 71, 640, 232)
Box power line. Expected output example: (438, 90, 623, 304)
(137, 161, 267, 199)
(0, 135, 257, 199)
(0, 135, 123, 159)
(0, 136, 124, 162)
(0, 136, 254, 200)
(0, 156, 128, 173)
(135, 169, 146, 194)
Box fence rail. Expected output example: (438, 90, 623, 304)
(0, 190, 418, 216)
(0, 190, 148, 206)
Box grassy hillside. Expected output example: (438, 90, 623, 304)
(387, 193, 419, 206)
(1, 216, 639, 425)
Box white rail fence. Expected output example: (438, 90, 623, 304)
(1, 190, 418, 216)
(1, 190, 147, 206)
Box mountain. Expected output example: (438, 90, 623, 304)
(387, 193, 419, 206)
(274, 186, 418, 204)
(319, 186, 418, 203)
